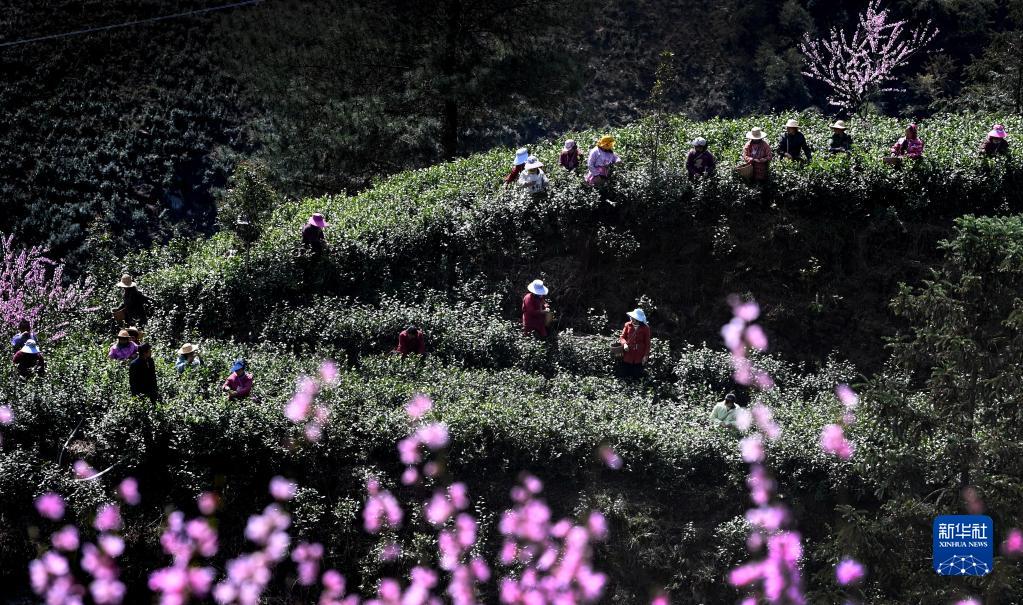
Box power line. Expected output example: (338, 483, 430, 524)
(0, 0, 263, 49)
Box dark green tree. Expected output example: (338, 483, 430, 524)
(219, 0, 586, 195)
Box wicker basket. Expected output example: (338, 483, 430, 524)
(544, 310, 555, 327)
(734, 162, 754, 182)
(111, 307, 126, 322)
(610, 343, 625, 358)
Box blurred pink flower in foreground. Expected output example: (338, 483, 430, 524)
(1002, 528, 1023, 556)
(820, 424, 854, 460)
(835, 558, 865, 585)
(35, 493, 65, 521)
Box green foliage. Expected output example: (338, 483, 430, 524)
(0, 333, 855, 600)
(133, 111, 1023, 372)
(0, 1, 252, 269)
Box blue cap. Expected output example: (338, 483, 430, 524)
(230, 359, 247, 373)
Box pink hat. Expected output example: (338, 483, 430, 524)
(990, 124, 1007, 139)
(906, 123, 918, 132)
(308, 213, 327, 228)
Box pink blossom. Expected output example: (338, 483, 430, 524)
(587, 511, 608, 540)
(426, 491, 455, 526)
(1002, 528, 1023, 556)
(197, 491, 219, 515)
(269, 476, 297, 501)
(35, 492, 65, 520)
(117, 478, 140, 506)
(598, 445, 623, 470)
(954, 600, 981, 605)
(89, 578, 126, 604)
(285, 380, 315, 423)
(98, 534, 125, 558)
(835, 384, 858, 409)
(189, 567, 215, 596)
(820, 424, 855, 459)
(74, 459, 95, 479)
(751, 405, 781, 440)
(94, 504, 122, 532)
(406, 394, 433, 419)
(651, 595, 669, 605)
(733, 300, 761, 322)
(417, 423, 449, 450)
(835, 558, 865, 585)
(799, 0, 939, 112)
(740, 436, 765, 463)
(319, 360, 339, 383)
(401, 466, 420, 485)
(744, 324, 768, 351)
(398, 437, 422, 465)
(0, 405, 12, 425)
(448, 482, 470, 510)
(52, 525, 80, 551)
(322, 569, 346, 595)
(721, 319, 745, 352)
(304, 423, 323, 442)
(746, 506, 787, 531)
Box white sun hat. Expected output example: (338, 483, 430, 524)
(527, 279, 549, 296)
(21, 339, 40, 354)
(514, 148, 529, 166)
(746, 127, 768, 140)
(627, 308, 647, 323)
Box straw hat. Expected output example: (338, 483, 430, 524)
(117, 329, 131, 339)
(597, 136, 615, 150)
(990, 124, 1007, 139)
(514, 148, 529, 166)
(525, 160, 544, 171)
(830, 120, 848, 130)
(746, 127, 768, 140)
(308, 213, 327, 228)
(115, 274, 137, 288)
(21, 339, 40, 355)
(563, 139, 577, 151)
(527, 279, 549, 296)
(178, 343, 199, 356)
(627, 308, 648, 324)
(785, 119, 800, 129)
(691, 137, 708, 147)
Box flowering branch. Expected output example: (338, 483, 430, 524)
(0, 233, 95, 338)
(799, 0, 938, 113)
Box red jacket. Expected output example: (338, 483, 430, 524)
(504, 165, 525, 185)
(522, 293, 548, 337)
(396, 330, 426, 355)
(619, 321, 651, 364)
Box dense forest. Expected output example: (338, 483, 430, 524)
(3, 0, 1023, 267)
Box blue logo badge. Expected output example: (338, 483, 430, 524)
(933, 515, 993, 576)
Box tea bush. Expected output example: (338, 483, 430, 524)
(0, 334, 859, 602)
(128, 112, 1023, 371)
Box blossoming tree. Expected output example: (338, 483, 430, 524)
(799, 0, 938, 114)
(0, 233, 95, 338)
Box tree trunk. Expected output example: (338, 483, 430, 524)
(441, 0, 460, 159)
(442, 98, 459, 160)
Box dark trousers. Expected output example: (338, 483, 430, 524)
(620, 362, 644, 380)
